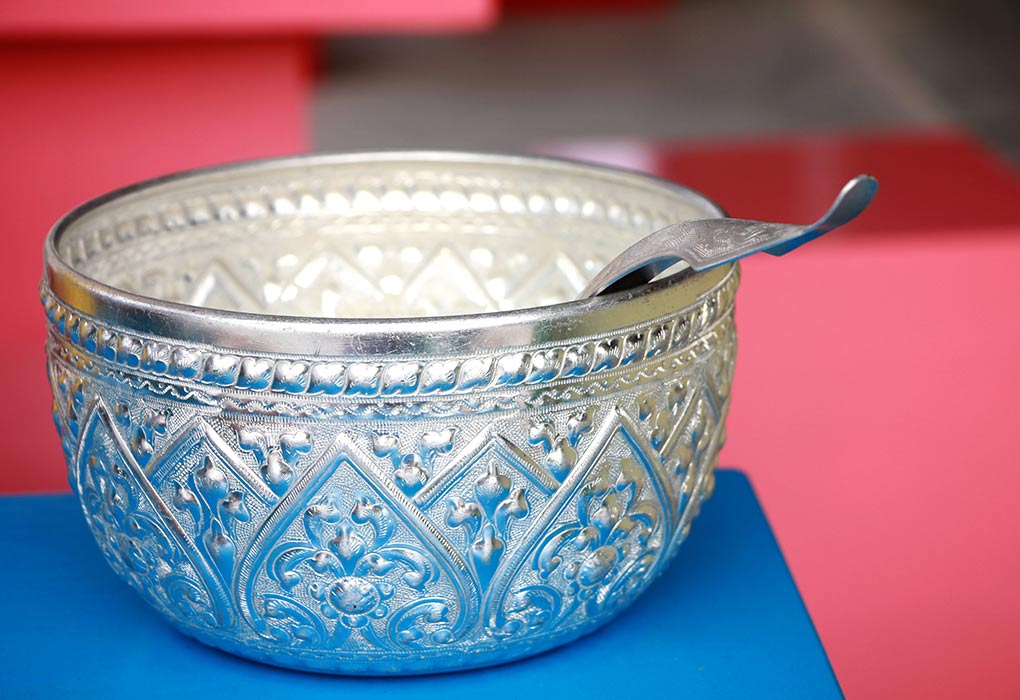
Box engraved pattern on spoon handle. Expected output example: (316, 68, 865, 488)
(681, 220, 807, 269)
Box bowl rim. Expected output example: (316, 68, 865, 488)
(42, 150, 731, 356)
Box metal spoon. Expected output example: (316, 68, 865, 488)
(579, 174, 878, 298)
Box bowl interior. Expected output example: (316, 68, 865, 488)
(55, 154, 718, 319)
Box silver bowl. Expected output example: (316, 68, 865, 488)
(42, 152, 737, 675)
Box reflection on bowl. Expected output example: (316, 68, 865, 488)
(42, 152, 736, 675)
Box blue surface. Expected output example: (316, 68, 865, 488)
(0, 470, 841, 699)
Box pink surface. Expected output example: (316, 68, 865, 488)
(724, 232, 1020, 700)
(0, 0, 496, 37)
(0, 40, 311, 493)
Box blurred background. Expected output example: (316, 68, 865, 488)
(316, 0, 1020, 159)
(2, 1, 1018, 698)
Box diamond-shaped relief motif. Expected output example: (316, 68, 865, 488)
(413, 429, 561, 593)
(46, 302, 734, 671)
(172, 456, 252, 584)
(634, 378, 692, 456)
(180, 259, 265, 313)
(445, 461, 529, 590)
(138, 420, 279, 587)
(416, 430, 558, 511)
(144, 420, 276, 503)
(75, 401, 232, 628)
(236, 437, 479, 652)
(56, 358, 728, 670)
(485, 410, 670, 639)
(102, 228, 608, 318)
(663, 409, 726, 562)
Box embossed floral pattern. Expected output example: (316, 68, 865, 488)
(112, 402, 170, 467)
(528, 407, 595, 482)
(234, 426, 311, 496)
(46, 280, 736, 674)
(635, 379, 689, 452)
(492, 446, 665, 639)
(548, 457, 661, 607)
(446, 462, 529, 588)
(258, 489, 456, 649)
(48, 362, 85, 481)
(173, 457, 251, 580)
(42, 155, 743, 674)
(372, 427, 455, 496)
(79, 451, 220, 628)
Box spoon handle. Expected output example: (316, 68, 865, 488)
(580, 174, 878, 298)
(753, 174, 879, 258)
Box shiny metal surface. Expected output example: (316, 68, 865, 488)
(581, 174, 877, 297)
(41, 151, 738, 675)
